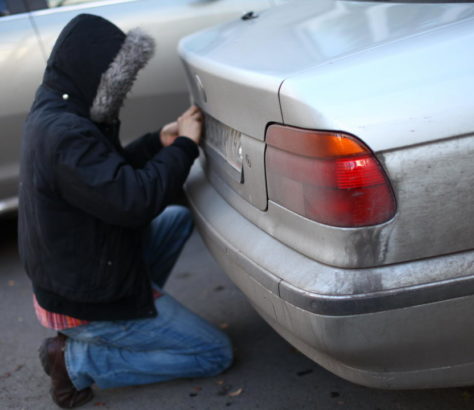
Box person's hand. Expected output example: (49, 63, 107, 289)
(160, 121, 179, 147)
(177, 105, 203, 145)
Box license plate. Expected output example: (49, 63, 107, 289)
(204, 115, 243, 173)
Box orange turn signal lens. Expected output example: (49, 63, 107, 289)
(266, 125, 367, 158)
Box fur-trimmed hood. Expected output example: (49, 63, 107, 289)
(42, 14, 154, 125)
(90, 28, 154, 123)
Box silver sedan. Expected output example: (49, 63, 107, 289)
(180, 0, 474, 389)
(0, 0, 281, 213)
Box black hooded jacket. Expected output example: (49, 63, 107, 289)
(18, 14, 199, 321)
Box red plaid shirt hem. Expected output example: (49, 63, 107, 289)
(33, 289, 162, 331)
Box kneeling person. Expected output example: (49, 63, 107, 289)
(18, 14, 233, 409)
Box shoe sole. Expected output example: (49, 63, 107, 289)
(51, 387, 94, 409)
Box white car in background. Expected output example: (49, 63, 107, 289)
(0, 0, 284, 214)
(180, 0, 474, 388)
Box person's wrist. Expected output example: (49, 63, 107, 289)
(173, 136, 200, 158)
(180, 135, 198, 144)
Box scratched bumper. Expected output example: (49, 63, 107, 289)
(185, 161, 474, 388)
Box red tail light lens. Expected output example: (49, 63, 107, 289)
(265, 125, 396, 227)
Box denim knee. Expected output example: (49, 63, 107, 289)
(197, 334, 234, 376)
(173, 205, 193, 239)
(160, 205, 193, 241)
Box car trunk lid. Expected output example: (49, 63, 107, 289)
(179, 0, 474, 267)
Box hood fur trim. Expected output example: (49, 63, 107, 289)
(90, 28, 155, 124)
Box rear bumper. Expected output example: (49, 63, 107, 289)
(185, 162, 474, 388)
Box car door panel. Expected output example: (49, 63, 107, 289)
(0, 12, 45, 204)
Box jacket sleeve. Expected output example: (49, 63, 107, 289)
(54, 130, 199, 228)
(122, 129, 162, 168)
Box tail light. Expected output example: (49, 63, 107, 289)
(265, 124, 396, 227)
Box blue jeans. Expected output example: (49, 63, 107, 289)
(61, 206, 233, 390)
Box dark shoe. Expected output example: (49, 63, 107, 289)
(39, 333, 93, 408)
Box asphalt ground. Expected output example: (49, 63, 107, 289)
(2, 215, 474, 410)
